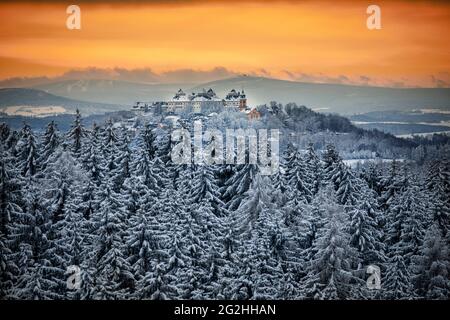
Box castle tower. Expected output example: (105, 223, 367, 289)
(239, 89, 247, 111)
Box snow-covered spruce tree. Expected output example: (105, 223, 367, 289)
(385, 174, 429, 264)
(383, 253, 415, 299)
(284, 146, 312, 223)
(322, 144, 359, 208)
(16, 123, 38, 177)
(102, 119, 119, 174)
(0, 148, 23, 237)
(90, 186, 134, 299)
(155, 127, 173, 165)
(349, 185, 386, 267)
(411, 223, 450, 299)
(0, 149, 21, 297)
(155, 182, 217, 299)
(66, 109, 86, 157)
(300, 201, 364, 299)
(151, 187, 189, 301)
(141, 123, 157, 161)
(379, 159, 402, 212)
(188, 164, 226, 217)
(270, 143, 292, 201)
(215, 216, 241, 299)
(1, 125, 19, 154)
(360, 161, 383, 196)
(304, 143, 322, 196)
(129, 143, 159, 195)
(41, 143, 88, 297)
(55, 202, 85, 300)
(176, 208, 208, 299)
(196, 242, 229, 299)
(43, 144, 85, 224)
(229, 175, 289, 299)
(110, 128, 132, 193)
(330, 161, 359, 208)
(322, 144, 341, 182)
(220, 162, 258, 211)
(159, 232, 190, 299)
(0, 234, 15, 298)
(303, 185, 336, 260)
(425, 159, 450, 234)
(138, 257, 178, 300)
(81, 123, 104, 187)
(8, 179, 60, 299)
(154, 128, 178, 187)
(0, 123, 10, 144)
(79, 179, 98, 223)
(38, 121, 60, 170)
(124, 182, 167, 299)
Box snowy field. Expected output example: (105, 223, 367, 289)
(4, 105, 69, 117)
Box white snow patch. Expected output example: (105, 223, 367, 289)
(4, 105, 70, 117)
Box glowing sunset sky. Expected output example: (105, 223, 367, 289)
(0, 0, 449, 87)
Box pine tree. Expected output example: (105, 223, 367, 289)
(386, 175, 428, 264)
(411, 223, 450, 299)
(379, 160, 402, 212)
(425, 159, 450, 234)
(16, 124, 38, 177)
(349, 186, 386, 267)
(90, 186, 134, 299)
(110, 128, 132, 193)
(0, 232, 15, 298)
(221, 163, 258, 211)
(141, 123, 157, 160)
(124, 180, 162, 299)
(66, 109, 86, 157)
(300, 202, 363, 299)
(384, 254, 414, 299)
(285, 146, 312, 206)
(81, 123, 104, 186)
(8, 179, 59, 299)
(188, 164, 226, 217)
(0, 148, 23, 237)
(39, 121, 60, 170)
(303, 186, 335, 258)
(322, 144, 340, 182)
(331, 161, 359, 208)
(230, 176, 287, 299)
(304, 143, 322, 196)
(102, 119, 119, 174)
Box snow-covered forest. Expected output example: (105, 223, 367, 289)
(0, 109, 449, 300)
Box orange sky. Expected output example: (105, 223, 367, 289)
(0, 0, 449, 87)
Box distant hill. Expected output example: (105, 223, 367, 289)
(32, 79, 194, 105)
(2, 76, 449, 116)
(192, 76, 450, 115)
(0, 88, 122, 116)
(349, 110, 450, 123)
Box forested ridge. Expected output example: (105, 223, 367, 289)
(0, 110, 449, 300)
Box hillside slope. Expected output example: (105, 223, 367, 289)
(0, 88, 122, 115)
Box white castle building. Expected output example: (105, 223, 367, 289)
(132, 88, 248, 114)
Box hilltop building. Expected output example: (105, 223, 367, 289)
(132, 88, 259, 119)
